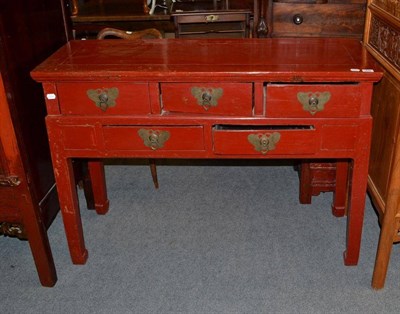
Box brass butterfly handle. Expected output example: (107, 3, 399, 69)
(297, 91, 331, 115)
(247, 132, 281, 154)
(87, 87, 119, 111)
(205, 15, 219, 22)
(138, 129, 170, 150)
(191, 87, 223, 110)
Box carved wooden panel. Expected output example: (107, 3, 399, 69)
(373, 0, 400, 18)
(369, 15, 400, 72)
(368, 71, 400, 206)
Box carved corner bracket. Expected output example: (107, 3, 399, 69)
(0, 175, 21, 187)
(0, 222, 27, 239)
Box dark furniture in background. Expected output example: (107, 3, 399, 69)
(70, 0, 174, 38)
(363, 0, 400, 290)
(171, 1, 252, 38)
(69, 0, 367, 39)
(0, 0, 71, 286)
(69, 0, 255, 38)
(259, 0, 367, 38)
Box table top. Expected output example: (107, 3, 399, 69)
(32, 38, 382, 83)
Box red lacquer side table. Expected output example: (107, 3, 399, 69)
(32, 38, 382, 268)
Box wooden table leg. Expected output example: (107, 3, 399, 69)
(88, 160, 109, 215)
(343, 157, 369, 265)
(343, 115, 372, 266)
(299, 160, 313, 204)
(55, 157, 88, 264)
(331, 160, 349, 217)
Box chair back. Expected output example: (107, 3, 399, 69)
(96, 28, 163, 40)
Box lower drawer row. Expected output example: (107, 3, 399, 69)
(61, 124, 360, 155)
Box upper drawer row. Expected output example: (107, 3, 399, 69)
(55, 82, 362, 118)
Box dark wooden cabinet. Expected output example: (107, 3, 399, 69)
(69, 0, 175, 38)
(69, 1, 367, 39)
(171, 1, 253, 38)
(69, 0, 256, 39)
(266, 0, 366, 38)
(255, 0, 367, 38)
(0, 0, 71, 286)
(363, 0, 400, 290)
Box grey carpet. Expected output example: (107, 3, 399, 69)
(1, 160, 400, 313)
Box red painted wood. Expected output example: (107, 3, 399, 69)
(57, 82, 151, 115)
(103, 126, 205, 151)
(266, 84, 364, 118)
(1, 74, 57, 286)
(213, 128, 317, 155)
(161, 83, 253, 116)
(32, 38, 382, 268)
(0, 0, 72, 287)
(88, 161, 109, 215)
(332, 160, 349, 217)
(32, 38, 382, 83)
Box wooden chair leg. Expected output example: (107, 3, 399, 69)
(149, 159, 159, 189)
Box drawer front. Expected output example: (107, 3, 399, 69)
(103, 126, 205, 151)
(161, 83, 252, 116)
(57, 83, 151, 115)
(272, 3, 366, 38)
(266, 84, 362, 118)
(213, 126, 317, 155)
(176, 13, 248, 24)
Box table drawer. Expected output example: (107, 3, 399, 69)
(272, 3, 366, 37)
(266, 84, 362, 118)
(103, 126, 205, 151)
(161, 83, 252, 116)
(57, 83, 151, 115)
(175, 13, 248, 24)
(213, 125, 317, 155)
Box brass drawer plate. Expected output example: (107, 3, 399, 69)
(161, 83, 252, 116)
(86, 87, 119, 112)
(103, 125, 205, 151)
(213, 125, 317, 155)
(57, 83, 151, 115)
(266, 84, 361, 118)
